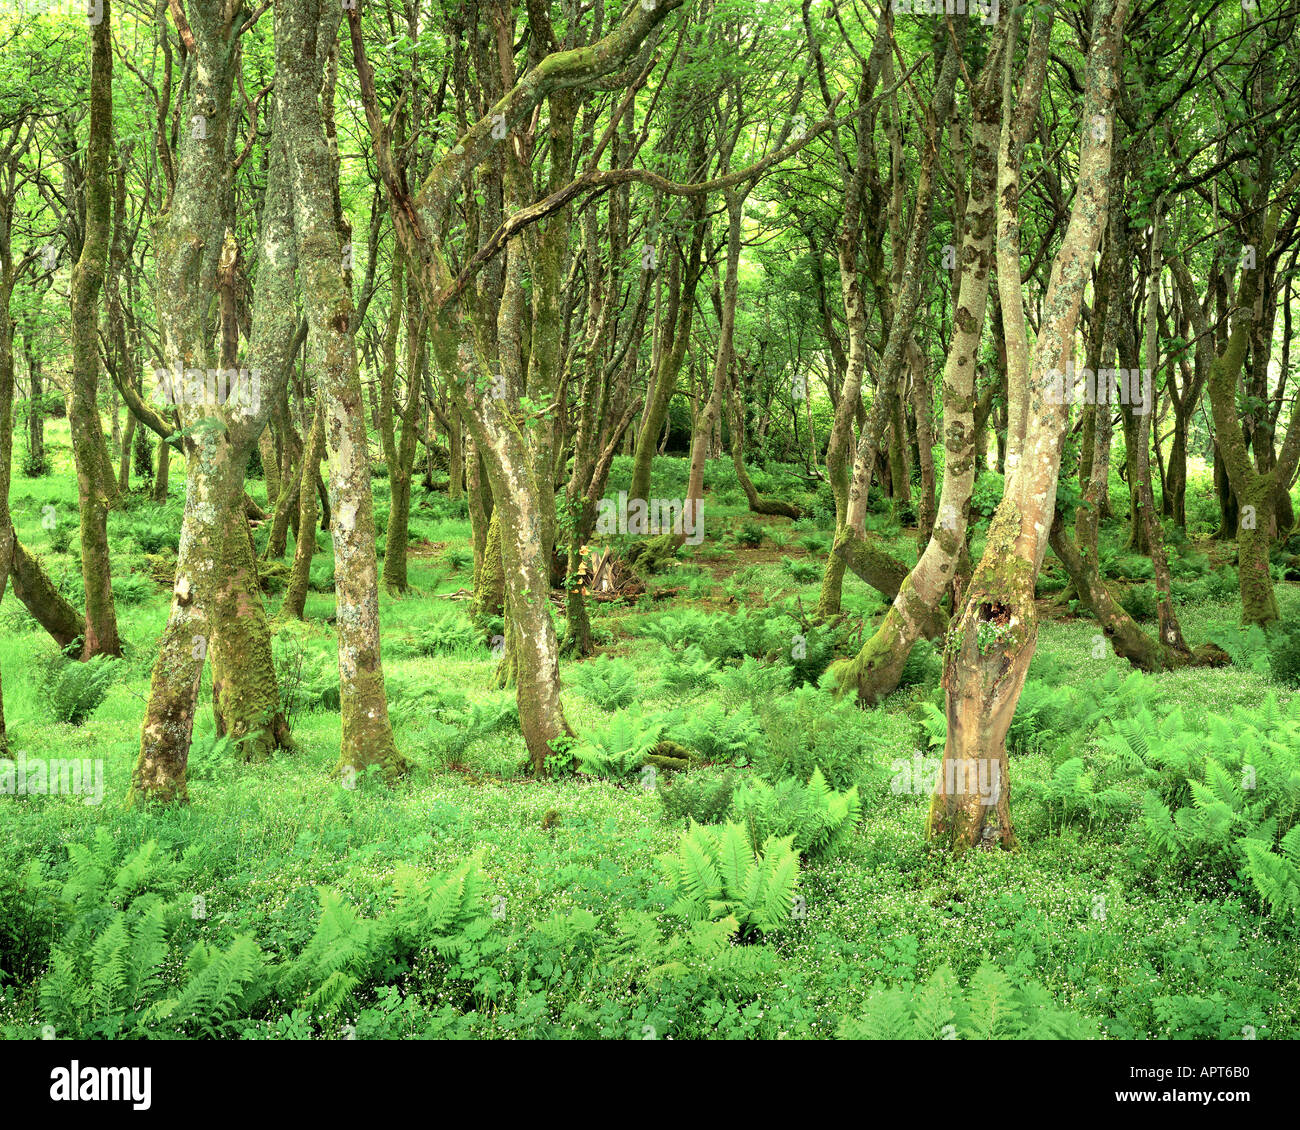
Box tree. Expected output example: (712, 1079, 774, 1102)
(931, 0, 1130, 852)
(67, 0, 120, 660)
(276, 0, 404, 780)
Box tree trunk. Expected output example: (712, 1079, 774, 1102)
(282, 400, 324, 621)
(153, 432, 170, 501)
(133, 1, 297, 799)
(1170, 162, 1300, 625)
(832, 16, 1007, 705)
(629, 196, 705, 506)
(277, 0, 404, 778)
(381, 276, 425, 594)
(68, 5, 120, 660)
(933, 0, 1128, 852)
(22, 331, 44, 474)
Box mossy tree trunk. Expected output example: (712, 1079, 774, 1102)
(1170, 164, 1300, 626)
(831, 14, 1008, 706)
(473, 503, 506, 620)
(9, 539, 85, 647)
(933, 0, 1128, 853)
(276, 0, 404, 780)
(68, 4, 120, 660)
(153, 430, 170, 501)
(282, 400, 324, 621)
(133, 3, 297, 800)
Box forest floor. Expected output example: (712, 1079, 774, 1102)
(2, 422, 1298, 1039)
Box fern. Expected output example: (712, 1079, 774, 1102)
(1021, 757, 1132, 832)
(567, 655, 640, 711)
(1117, 701, 1300, 914)
(281, 889, 373, 1016)
(663, 700, 763, 764)
(731, 768, 861, 859)
(39, 836, 181, 1036)
(1141, 791, 1180, 859)
(407, 612, 477, 656)
(383, 854, 487, 957)
(157, 935, 266, 1036)
(280, 858, 490, 1018)
(838, 962, 1096, 1039)
(40, 653, 119, 725)
(653, 644, 718, 697)
(659, 821, 800, 938)
(658, 769, 738, 825)
(574, 708, 667, 778)
(712, 656, 789, 711)
(414, 692, 518, 763)
(1240, 836, 1300, 918)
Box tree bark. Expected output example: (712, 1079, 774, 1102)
(277, 0, 403, 778)
(932, 0, 1129, 852)
(68, 3, 120, 660)
(831, 15, 1008, 705)
(282, 400, 324, 621)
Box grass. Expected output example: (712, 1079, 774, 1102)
(2, 423, 1298, 1039)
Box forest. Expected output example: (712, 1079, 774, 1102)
(0, 0, 1298, 1049)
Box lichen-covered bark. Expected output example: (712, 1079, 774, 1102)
(211, 505, 292, 759)
(998, 5, 1053, 470)
(479, 427, 573, 769)
(1050, 138, 1186, 670)
(1170, 159, 1300, 625)
(131, 441, 235, 805)
(282, 402, 323, 621)
(559, 193, 622, 657)
(68, 4, 120, 660)
(831, 16, 1007, 706)
(934, 0, 1129, 852)
(134, 3, 297, 800)
(276, 0, 403, 779)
